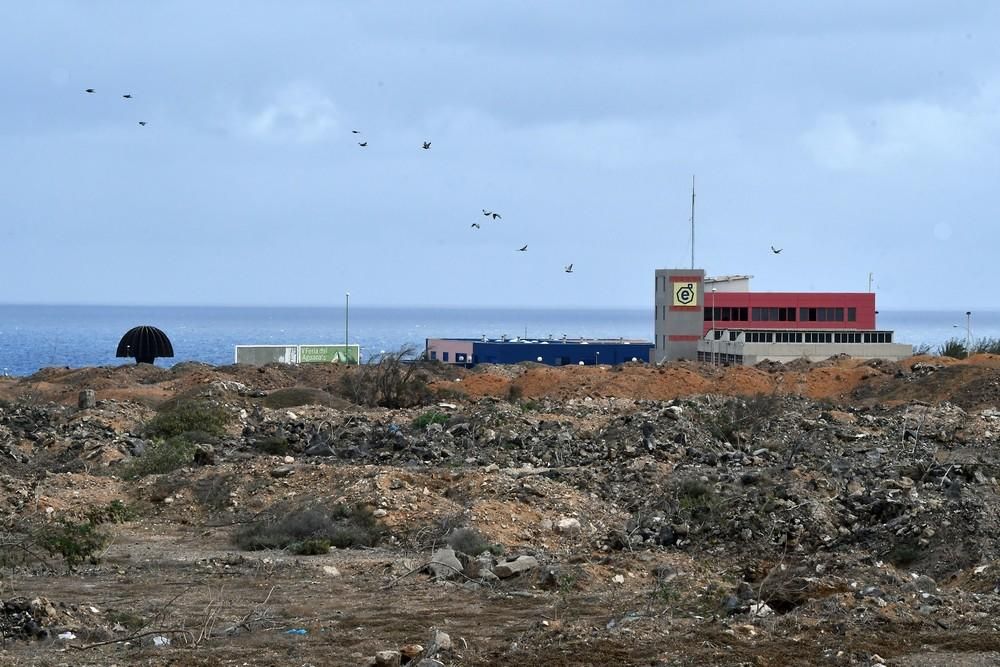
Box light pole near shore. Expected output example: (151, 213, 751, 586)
(345, 292, 350, 364)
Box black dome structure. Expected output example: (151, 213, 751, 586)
(116, 326, 174, 365)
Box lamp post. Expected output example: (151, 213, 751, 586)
(966, 311, 972, 355)
(596, 350, 600, 366)
(345, 292, 350, 364)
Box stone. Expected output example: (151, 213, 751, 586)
(374, 650, 401, 667)
(270, 465, 295, 478)
(556, 517, 582, 533)
(432, 630, 452, 652)
(400, 644, 424, 661)
(428, 548, 463, 580)
(322, 565, 341, 577)
(193, 444, 215, 465)
(493, 555, 539, 579)
(78, 389, 96, 409)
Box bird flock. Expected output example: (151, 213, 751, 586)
(348, 124, 573, 274)
(83, 88, 147, 127)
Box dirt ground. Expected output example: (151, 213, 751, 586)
(1, 355, 1000, 666)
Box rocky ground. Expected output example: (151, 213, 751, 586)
(0, 355, 999, 665)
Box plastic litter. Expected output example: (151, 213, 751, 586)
(58, 631, 77, 640)
(285, 628, 308, 635)
(152, 635, 171, 646)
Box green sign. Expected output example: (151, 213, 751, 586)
(299, 345, 359, 364)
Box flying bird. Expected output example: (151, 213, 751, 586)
(358, 141, 368, 147)
(122, 94, 132, 99)
(518, 245, 528, 252)
(84, 88, 95, 93)
(481, 210, 501, 220)
(471, 223, 480, 229)
(138, 121, 147, 126)
(771, 246, 782, 254)
(351, 130, 361, 134)
(422, 141, 431, 149)
(564, 264, 574, 273)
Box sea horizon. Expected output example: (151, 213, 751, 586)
(1, 304, 998, 378)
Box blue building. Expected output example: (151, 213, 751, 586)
(425, 336, 653, 367)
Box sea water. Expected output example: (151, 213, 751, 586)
(0, 305, 996, 377)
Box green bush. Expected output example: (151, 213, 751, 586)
(120, 436, 197, 479)
(289, 538, 331, 555)
(84, 500, 133, 525)
(145, 400, 231, 440)
(254, 435, 290, 456)
(412, 410, 449, 429)
(233, 503, 383, 552)
(34, 519, 108, 571)
(971, 337, 1000, 355)
(937, 338, 967, 359)
(446, 527, 503, 556)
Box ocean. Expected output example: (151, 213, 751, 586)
(0, 305, 997, 377)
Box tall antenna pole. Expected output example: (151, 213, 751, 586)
(868, 272, 873, 292)
(690, 175, 696, 269)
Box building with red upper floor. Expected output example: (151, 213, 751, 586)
(654, 270, 911, 365)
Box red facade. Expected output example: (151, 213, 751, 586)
(702, 292, 876, 334)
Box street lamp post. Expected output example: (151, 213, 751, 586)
(345, 292, 350, 364)
(966, 311, 972, 355)
(596, 350, 600, 366)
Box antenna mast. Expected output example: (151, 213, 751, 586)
(690, 175, 696, 269)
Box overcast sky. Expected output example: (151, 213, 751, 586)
(1, 2, 998, 309)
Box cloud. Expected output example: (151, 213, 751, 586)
(237, 82, 339, 144)
(801, 81, 1000, 170)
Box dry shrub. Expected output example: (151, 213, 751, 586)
(339, 347, 432, 408)
(233, 502, 383, 552)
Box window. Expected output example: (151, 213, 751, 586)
(848, 307, 856, 322)
(787, 308, 796, 322)
(704, 307, 712, 321)
(752, 307, 762, 321)
(430, 351, 437, 360)
(739, 307, 749, 321)
(442, 352, 449, 362)
(835, 308, 844, 321)
(818, 308, 827, 322)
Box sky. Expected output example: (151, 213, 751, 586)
(1, 1, 998, 309)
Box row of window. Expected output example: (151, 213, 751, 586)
(429, 351, 468, 362)
(703, 306, 859, 323)
(733, 331, 893, 344)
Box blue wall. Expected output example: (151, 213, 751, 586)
(471, 341, 652, 366)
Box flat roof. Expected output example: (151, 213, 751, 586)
(705, 274, 753, 283)
(428, 337, 652, 345)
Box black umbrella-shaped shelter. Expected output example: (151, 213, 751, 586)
(116, 326, 174, 365)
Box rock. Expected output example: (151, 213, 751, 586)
(322, 565, 341, 577)
(374, 650, 401, 667)
(400, 644, 424, 661)
(428, 548, 463, 580)
(193, 444, 215, 465)
(736, 580, 755, 600)
(432, 630, 452, 652)
(78, 389, 96, 409)
(494, 555, 539, 579)
(722, 595, 744, 616)
(270, 464, 295, 478)
(612, 574, 625, 584)
(373, 508, 388, 518)
(464, 552, 498, 581)
(447, 423, 470, 437)
(556, 517, 582, 533)
(283, 455, 295, 463)
(750, 601, 773, 617)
